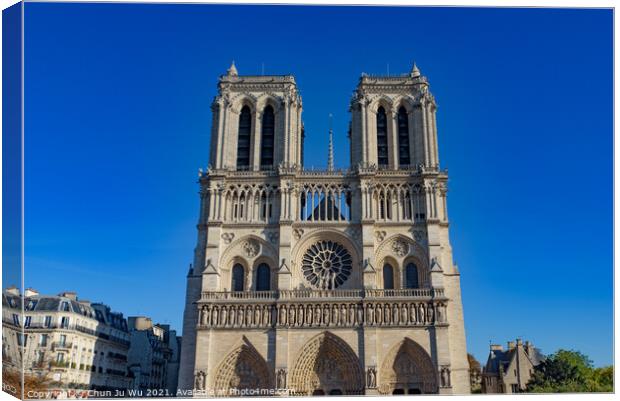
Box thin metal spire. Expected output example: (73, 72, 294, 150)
(327, 113, 334, 171)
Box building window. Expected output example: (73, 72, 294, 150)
(405, 263, 419, 289)
(56, 353, 64, 363)
(59, 335, 67, 346)
(44, 316, 52, 328)
(397, 107, 411, 166)
(231, 264, 245, 292)
(61, 302, 70, 312)
(17, 334, 27, 347)
(260, 105, 275, 169)
(383, 264, 395, 290)
(376, 106, 389, 166)
(60, 317, 69, 328)
(39, 334, 48, 347)
(511, 384, 519, 393)
(256, 263, 271, 291)
(24, 316, 31, 328)
(12, 314, 19, 326)
(236, 106, 252, 169)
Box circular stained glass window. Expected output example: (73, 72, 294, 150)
(301, 240, 352, 289)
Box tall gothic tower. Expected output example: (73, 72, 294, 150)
(178, 62, 470, 395)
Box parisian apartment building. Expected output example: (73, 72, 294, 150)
(127, 316, 181, 395)
(2, 287, 180, 394)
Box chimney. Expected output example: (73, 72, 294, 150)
(507, 341, 516, 350)
(490, 344, 503, 351)
(5, 286, 19, 296)
(24, 288, 39, 297)
(525, 341, 534, 355)
(78, 300, 92, 307)
(128, 316, 153, 331)
(59, 291, 77, 300)
(516, 339, 523, 347)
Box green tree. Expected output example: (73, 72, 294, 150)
(467, 353, 482, 393)
(527, 349, 613, 393)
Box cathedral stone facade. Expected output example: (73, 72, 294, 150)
(178, 62, 470, 395)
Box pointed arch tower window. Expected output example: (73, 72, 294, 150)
(405, 263, 419, 289)
(397, 107, 411, 166)
(383, 264, 394, 290)
(376, 106, 389, 166)
(236, 106, 252, 169)
(232, 264, 245, 291)
(260, 105, 275, 169)
(256, 263, 271, 291)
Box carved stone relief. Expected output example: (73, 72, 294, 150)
(243, 239, 260, 258)
(221, 233, 235, 244)
(391, 240, 409, 257)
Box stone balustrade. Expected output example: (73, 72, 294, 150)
(197, 289, 448, 330)
(199, 288, 444, 302)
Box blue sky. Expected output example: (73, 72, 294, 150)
(19, 4, 612, 366)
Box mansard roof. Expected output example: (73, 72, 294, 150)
(3, 289, 128, 332)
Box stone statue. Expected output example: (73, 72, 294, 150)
(437, 304, 444, 323)
(237, 306, 244, 326)
(427, 304, 434, 323)
(263, 305, 270, 326)
(440, 367, 451, 387)
(366, 367, 377, 388)
(253, 306, 260, 326)
(194, 371, 206, 390)
(288, 305, 296, 325)
(357, 304, 364, 325)
(409, 304, 416, 324)
(279, 306, 287, 325)
(212, 307, 219, 327)
(276, 368, 287, 389)
(314, 305, 321, 326)
(200, 307, 207, 326)
(367, 304, 375, 325)
(298, 305, 304, 326)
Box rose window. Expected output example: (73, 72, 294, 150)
(301, 240, 352, 289)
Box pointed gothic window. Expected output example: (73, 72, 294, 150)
(232, 264, 245, 291)
(236, 106, 252, 169)
(377, 106, 389, 166)
(398, 107, 411, 166)
(405, 263, 419, 289)
(383, 264, 394, 290)
(256, 263, 271, 291)
(260, 106, 275, 169)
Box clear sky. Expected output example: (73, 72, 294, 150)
(20, 4, 612, 366)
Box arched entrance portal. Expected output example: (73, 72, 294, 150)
(378, 338, 438, 395)
(212, 339, 273, 396)
(290, 332, 364, 395)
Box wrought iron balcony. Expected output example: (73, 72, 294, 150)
(51, 342, 73, 351)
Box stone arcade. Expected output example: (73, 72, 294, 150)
(178, 62, 470, 395)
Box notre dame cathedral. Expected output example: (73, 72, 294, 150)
(178, 61, 470, 395)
